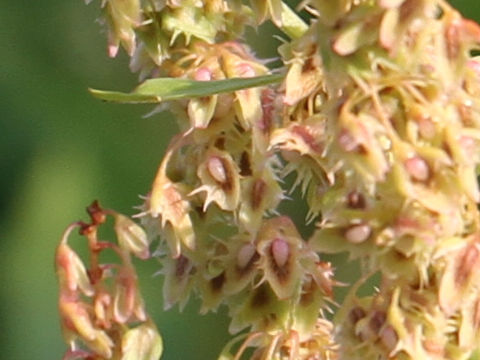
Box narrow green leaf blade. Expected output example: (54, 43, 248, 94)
(88, 89, 161, 103)
(89, 74, 283, 103)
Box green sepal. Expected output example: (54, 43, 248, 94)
(89, 74, 283, 104)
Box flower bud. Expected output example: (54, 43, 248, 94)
(59, 298, 114, 358)
(257, 217, 302, 300)
(114, 214, 150, 259)
(121, 322, 163, 360)
(56, 243, 94, 296)
(113, 267, 146, 324)
(149, 174, 195, 256)
(105, 0, 141, 57)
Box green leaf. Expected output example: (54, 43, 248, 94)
(89, 74, 283, 104)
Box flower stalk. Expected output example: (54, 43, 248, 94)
(56, 0, 480, 359)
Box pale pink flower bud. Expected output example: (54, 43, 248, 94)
(114, 214, 150, 259)
(194, 67, 212, 81)
(121, 322, 163, 360)
(404, 156, 430, 182)
(56, 243, 94, 297)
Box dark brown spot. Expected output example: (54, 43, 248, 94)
(299, 278, 315, 306)
(346, 191, 366, 209)
(369, 311, 387, 334)
(349, 306, 366, 325)
(194, 206, 206, 219)
(210, 272, 225, 293)
(302, 57, 316, 73)
(175, 255, 189, 278)
(214, 137, 225, 150)
(239, 151, 252, 176)
(251, 179, 266, 210)
(250, 285, 270, 308)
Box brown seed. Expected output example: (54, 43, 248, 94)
(345, 223, 372, 244)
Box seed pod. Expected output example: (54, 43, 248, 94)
(224, 238, 260, 296)
(257, 217, 303, 300)
(193, 149, 240, 211)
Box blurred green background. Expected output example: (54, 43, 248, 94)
(1, 1, 479, 359)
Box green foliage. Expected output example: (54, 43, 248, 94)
(90, 74, 283, 103)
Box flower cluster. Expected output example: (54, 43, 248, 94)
(56, 201, 162, 360)
(56, 0, 480, 359)
(281, 0, 480, 359)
